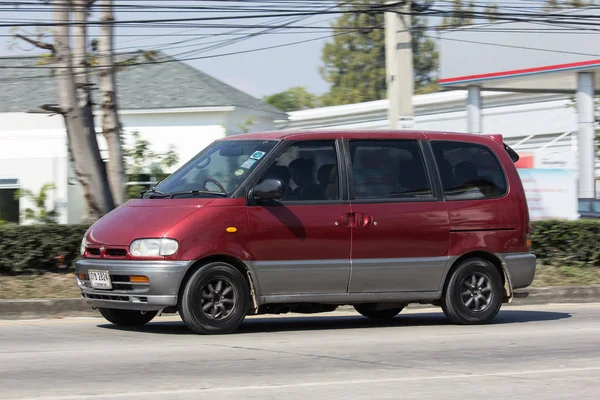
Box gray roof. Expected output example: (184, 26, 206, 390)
(0, 52, 285, 115)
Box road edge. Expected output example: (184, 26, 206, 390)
(1, 285, 599, 320)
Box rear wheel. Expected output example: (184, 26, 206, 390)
(179, 262, 249, 334)
(354, 303, 404, 320)
(441, 258, 503, 325)
(98, 308, 157, 326)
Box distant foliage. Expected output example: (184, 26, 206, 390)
(0, 224, 88, 274)
(319, 1, 439, 106)
(123, 131, 180, 200)
(265, 87, 319, 112)
(15, 183, 59, 224)
(532, 220, 600, 267)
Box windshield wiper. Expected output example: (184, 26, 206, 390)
(167, 190, 227, 198)
(140, 188, 167, 198)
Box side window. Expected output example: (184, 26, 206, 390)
(349, 140, 432, 200)
(259, 141, 339, 201)
(431, 141, 507, 200)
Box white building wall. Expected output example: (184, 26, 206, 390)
(0, 113, 69, 224)
(282, 91, 580, 140)
(115, 110, 229, 170)
(1, 107, 281, 224)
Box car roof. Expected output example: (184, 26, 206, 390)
(221, 130, 502, 146)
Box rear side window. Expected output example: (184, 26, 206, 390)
(431, 141, 507, 200)
(349, 140, 433, 200)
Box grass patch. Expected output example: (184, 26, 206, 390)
(532, 265, 600, 287)
(0, 265, 598, 299)
(0, 273, 80, 299)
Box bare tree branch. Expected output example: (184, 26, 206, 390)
(26, 104, 63, 115)
(15, 33, 55, 52)
(40, 104, 64, 114)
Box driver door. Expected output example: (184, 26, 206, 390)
(246, 140, 352, 296)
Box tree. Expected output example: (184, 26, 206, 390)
(412, 15, 439, 94)
(265, 87, 319, 112)
(14, 0, 133, 222)
(52, 1, 114, 221)
(319, 1, 439, 106)
(440, 0, 475, 29)
(544, 0, 596, 10)
(97, 0, 126, 205)
(123, 132, 180, 200)
(15, 183, 59, 224)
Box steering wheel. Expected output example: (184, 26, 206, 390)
(202, 178, 226, 194)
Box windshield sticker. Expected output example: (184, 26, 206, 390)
(250, 151, 266, 160)
(240, 159, 257, 169)
(234, 168, 246, 177)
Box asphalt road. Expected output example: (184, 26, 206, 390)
(1, 303, 600, 400)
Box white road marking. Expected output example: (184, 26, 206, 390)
(14, 366, 600, 400)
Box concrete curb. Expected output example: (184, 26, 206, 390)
(0, 298, 99, 320)
(1, 286, 599, 320)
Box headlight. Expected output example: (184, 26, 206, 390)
(80, 237, 87, 255)
(130, 238, 179, 257)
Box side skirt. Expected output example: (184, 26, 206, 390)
(261, 291, 442, 305)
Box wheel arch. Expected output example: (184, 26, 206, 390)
(442, 251, 513, 302)
(177, 254, 260, 313)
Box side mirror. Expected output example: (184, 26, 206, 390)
(252, 179, 283, 201)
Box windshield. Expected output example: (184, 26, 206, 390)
(150, 140, 277, 198)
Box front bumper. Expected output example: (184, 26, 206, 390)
(75, 259, 194, 311)
(501, 253, 537, 290)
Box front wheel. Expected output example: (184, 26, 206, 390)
(354, 303, 404, 319)
(441, 258, 503, 325)
(179, 262, 249, 334)
(98, 308, 157, 326)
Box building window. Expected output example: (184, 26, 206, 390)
(0, 179, 20, 223)
(431, 141, 508, 200)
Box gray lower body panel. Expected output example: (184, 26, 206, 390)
(349, 257, 451, 293)
(253, 259, 350, 295)
(75, 259, 194, 311)
(501, 253, 537, 289)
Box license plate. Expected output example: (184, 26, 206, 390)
(89, 270, 112, 290)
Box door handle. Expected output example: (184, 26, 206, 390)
(338, 213, 372, 227)
(355, 212, 373, 227)
(338, 212, 358, 227)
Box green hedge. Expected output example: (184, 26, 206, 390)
(0, 220, 598, 274)
(531, 220, 600, 268)
(0, 224, 88, 274)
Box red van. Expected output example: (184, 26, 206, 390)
(75, 130, 535, 334)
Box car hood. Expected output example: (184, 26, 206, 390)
(86, 199, 214, 245)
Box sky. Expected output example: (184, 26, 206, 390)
(0, 1, 549, 99)
(0, 1, 341, 98)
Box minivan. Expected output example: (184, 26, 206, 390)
(75, 130, 536, 334)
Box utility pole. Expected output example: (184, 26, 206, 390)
(385, 0, 414, 129)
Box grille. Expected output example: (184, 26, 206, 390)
(85, 293, 130, 302)
(87, 248, 101, 255)
(106, 249, 127, 257)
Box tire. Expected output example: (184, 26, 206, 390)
(179, 262, 249, 334)
(441, 258, 503, 325)
(98, 308, 157, 326)
(354, 303, 404, 320)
